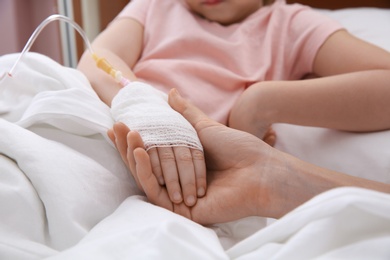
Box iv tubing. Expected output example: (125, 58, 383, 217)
(7, 14, 130, 86)
(8, 14, 93, 76)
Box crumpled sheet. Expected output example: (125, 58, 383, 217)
(0, 53, 389, 259)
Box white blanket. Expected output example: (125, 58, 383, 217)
(1, 7, 390, 259)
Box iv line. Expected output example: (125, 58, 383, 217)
(5, 14, 130, 86)
(8, 14, 92, 76)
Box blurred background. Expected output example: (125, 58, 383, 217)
(0, 0, 128, 68)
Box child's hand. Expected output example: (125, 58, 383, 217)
(147, 146, 206, 206)
(228, 83, 276, 146)
(108, 122, 206, 207)
(109, 82, 207, 206)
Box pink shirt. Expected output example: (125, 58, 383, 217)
(117, 0, 342, 124)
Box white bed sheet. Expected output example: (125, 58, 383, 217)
(0, 7, 390, 260)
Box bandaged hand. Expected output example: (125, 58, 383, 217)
(110, 81, 206, 206)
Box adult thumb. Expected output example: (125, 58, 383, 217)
(168, 88, 214, 132)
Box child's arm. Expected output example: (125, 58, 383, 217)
(229, 30, 390, 138)
(77, 19, 141, 105)
(78, 18, 206, 206)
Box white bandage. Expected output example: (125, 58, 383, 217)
(110, 81, 203, 151)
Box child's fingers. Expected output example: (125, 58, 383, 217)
(134, 147, 173, 211)
(173, 147, 197, 207)
(147, 148, 165, 186)
(191, 149, 207, 197)
(157, 147, 183, 204)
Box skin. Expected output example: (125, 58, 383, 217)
(109, 89, 390, 225)
(185, 0, 264, 25)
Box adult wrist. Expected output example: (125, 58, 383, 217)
(253, 148, 321, 219)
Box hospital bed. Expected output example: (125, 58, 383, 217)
(0, 0, 390, 259)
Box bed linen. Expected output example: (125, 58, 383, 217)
(0, 7, 390, 260)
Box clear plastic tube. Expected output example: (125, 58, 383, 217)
(8, 14, 93, 76)
(5, 14, 130, 86)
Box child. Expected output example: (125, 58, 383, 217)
(77, 0, 390, 207)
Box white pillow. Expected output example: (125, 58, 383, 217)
(274, 8, 390, 184)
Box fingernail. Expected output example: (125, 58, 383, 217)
(186, 195, 195, 206)
(173, 191, 182, 202)
(197, 187, 205, 197)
